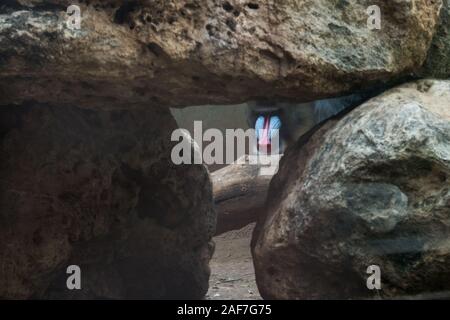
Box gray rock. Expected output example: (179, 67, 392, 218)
(252, 79, 450, 299)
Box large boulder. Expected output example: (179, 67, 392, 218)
(0, 0, 443, 108)
(0, 103, 215, 299)
(252, 79, 450, 299)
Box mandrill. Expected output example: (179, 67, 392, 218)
(246, 92, 376, 154)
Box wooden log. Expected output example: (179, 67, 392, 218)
(212, 155, 280, 236)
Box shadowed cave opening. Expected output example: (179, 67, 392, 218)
(172, 103, 264, 300)
(170, 94, 368, 300)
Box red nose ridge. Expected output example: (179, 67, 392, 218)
(258, 116, 271, 154)
(259, 115, 271, 146)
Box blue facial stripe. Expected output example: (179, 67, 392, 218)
(269, 116, 281, 139)
(255, 116, 265, 140)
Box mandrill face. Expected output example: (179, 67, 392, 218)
(255, 114, 282, 155)
(246, 100, 316, 156)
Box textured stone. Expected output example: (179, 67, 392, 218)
(0, 103, 215, 299)
(419, 0, 450, 78)
(0, 0, 443, 108)
(252, 79, 450, 299)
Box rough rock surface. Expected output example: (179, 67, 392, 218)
(0, 0, 443, 108)
(252, 79, 450, 299)
(420, 0, 450, 78)
(0, 103, 215, 299)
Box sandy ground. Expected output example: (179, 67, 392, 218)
(206, 223, 261, 300)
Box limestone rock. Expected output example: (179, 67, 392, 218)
(0, 103, 215, 299)
(0, 0, 443, 108)
(252, 79, 450, 299)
